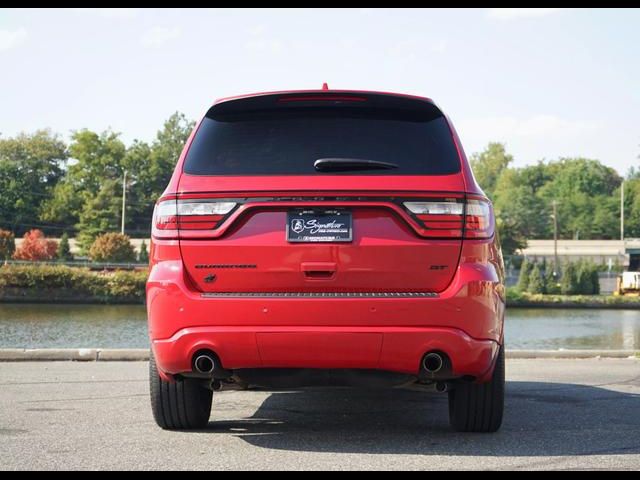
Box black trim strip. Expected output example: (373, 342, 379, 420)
(200, 292, 438, 298)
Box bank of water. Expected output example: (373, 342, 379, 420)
(0, 304, 639, 350)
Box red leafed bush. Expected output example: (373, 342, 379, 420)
(13, 229, 58, 261)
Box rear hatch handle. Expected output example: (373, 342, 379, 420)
(301, 262, 337, 280)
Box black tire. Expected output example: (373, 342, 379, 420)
(149, 351, 213, 430)
(448, 346, 505, 433)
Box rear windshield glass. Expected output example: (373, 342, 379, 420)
(184, 107, 461, 175)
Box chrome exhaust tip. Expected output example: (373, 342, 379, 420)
(422, 352, 444, 374)
(194, 354, 216, 375)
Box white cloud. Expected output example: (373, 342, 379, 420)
(430, 39, 447, 54)
(96, 8, 139, 19)
(458, 114, 603, 164)
(73, 8, 139, 20)
(486, 8, 562, 20)
(0, 27, 27, 52)
(141, 26, 182, 48)
(244, 26, 285, 54)
(460, 114, 599, 141)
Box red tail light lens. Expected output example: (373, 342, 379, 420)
(152, 199, 236, 238)
(464, 198, 494, 239)
(403, 197, 493, 239)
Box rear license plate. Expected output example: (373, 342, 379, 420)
(286, 209, 353, 243)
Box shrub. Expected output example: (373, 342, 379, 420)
(517, 259, 533, 291)
(0, 229, 15, 260)
(560, 262, 579, 295)
(0, 264, 147, 302)
(528, 263, 546, 294)
(89, 233, 136, 263)
(13, 229, 57, 261)
(57, 232, 73, 261)
(138, 240, 149, 263)
(575, 260, 600, 295)
(545, 266, 561, 294)
(590, 267, 601, 295)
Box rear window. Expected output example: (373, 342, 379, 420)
(184, 106, 461, 176)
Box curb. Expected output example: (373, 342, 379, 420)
(505, 349, 638, 359)
(0, 348, 637, 362)
(0, 349, 148, 362)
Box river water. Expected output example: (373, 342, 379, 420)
(0, 304, 639, 350)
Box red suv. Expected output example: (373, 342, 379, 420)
(147, 89, 505, 432)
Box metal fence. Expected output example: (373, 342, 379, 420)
(2, 259, 148, 271)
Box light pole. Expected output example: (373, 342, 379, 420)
(551, 200, 559, 277)
(621, 180, 625, 241)
(121, 170, 127, 234)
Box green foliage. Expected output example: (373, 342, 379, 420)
(528, 263, 546, 294)
(623, 178, 640, 238)
(76, 179, 123, 251)
(42, 112, 195, 243)
(574, 260, 600, 295)
(123, 112, 195, 236)
(560, 262, 579, 295)
(545, 266, 560, 294)
(482, 155, 625, 245)
(0, 130, 67, 234)
(469, 142, 513, 199)
(0, 229, 15, 260)
(506, 287, 639, 307)
(0, 264, 147, 302)
(517, 259, 533, 291)
(88, 233, 136, 263)
(57, 232, 73, 261)
(138, 240, 149, 263)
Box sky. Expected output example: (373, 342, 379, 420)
(1, 8, 639, 174)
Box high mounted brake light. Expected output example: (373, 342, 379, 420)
(152, 199, 236, 238)
(403, 197, 494, 239)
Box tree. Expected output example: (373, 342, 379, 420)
(123, 112, 195, 236)
(537, 158, 622, 239)
(76, 179, 123, 251)
(88, 233, 136, 263)
(0, 130, 67, 235)
(469, 143, 514, 199)
(560, 262, 579, 295)
(13, 229, 57, 261)
(517, 259, 533, 292)
(57, 232, 73, 261)
(138, 240, 149, 263)
(0, 229, 15, 260)
(545, 266, 560, 294)
(493, 165, 552, 244)
(528, 263, 546, 294)
(42, 129, 127, 251)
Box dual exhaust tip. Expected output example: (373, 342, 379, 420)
(197, 350, 447, 377)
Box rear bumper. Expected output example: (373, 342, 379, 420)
(153, 325, 499, 379)
(147, 255, 505, 380)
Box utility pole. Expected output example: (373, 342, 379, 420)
(552, 200, 559, 277)
(621, 180, 625, 241)
(121, 170, 127, 234)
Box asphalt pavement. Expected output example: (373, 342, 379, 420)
(0, 358, 639, 470)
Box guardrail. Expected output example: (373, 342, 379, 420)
(1, 259, 148, 271)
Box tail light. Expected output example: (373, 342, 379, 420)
(403, 196, 494, 239)
(152, 199, 236, 238)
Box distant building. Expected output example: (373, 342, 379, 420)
(519, 239, 640, 271)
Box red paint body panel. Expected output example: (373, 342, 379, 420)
(148, 89, 504, 385)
